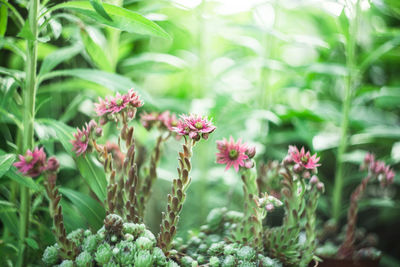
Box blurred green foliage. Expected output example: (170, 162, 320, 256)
(0, 0, 399, 266)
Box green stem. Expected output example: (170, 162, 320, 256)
(17, 0, 39, 266)
(332, 0, 360, 222)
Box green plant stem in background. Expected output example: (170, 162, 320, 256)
(332, 0, 360, 223)
(17, 0, 39, 266)
(107, 0, 122, 71)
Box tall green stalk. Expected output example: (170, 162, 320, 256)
(332, 0, 360, 222)
(17, 0, 39, 265)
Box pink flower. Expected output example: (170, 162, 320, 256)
(94, 89, 143, 117)
(288, 145, 320, 171)
(173, 114, 216, 140)
(127, 89, 144, 108)
(13, 147, 47, 177)
(140, 112, 159, 130)
(71, 125, 91, 156)
(362, 152, 395, 187)
(216, 136, 249, 172)
(159, 111, 178, 131)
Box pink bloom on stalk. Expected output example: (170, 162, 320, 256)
(216, 137, 249, 172)
(173, 114, 216, 140)
(127, 89, 144, 108)
(159, 111, 179, 131)
(140, 112, 159, 130)
(13, 147, 47, 177)
(288, 145, 320, 170)
(71, 125, 90, 156)
(94, 89, 143, 116)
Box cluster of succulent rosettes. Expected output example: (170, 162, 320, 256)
(13, 147, 60, 177)
(361, 152, 395, 187)
(175, 208, 282, 267)
(173, 114, 216, 141)
(216, 136, 256, 172)
(140, 110, 179, 132)
(95, 89, 143, 124)
(43, 214, 180, 267)
(283, 145, 320, 177)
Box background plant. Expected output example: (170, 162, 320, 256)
(1, 0, 399, 266)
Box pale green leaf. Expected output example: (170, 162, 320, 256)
(0, 154, 15, 178)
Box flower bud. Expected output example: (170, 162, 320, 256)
(303, 171, 311, 179)
(246, 146, 256, 159)
(95, 127, 103, 137)
(283, 155, 293, 165)
(317, 182, 325, 192)
(293, 163, 303, 173)
(244, 159, 254, 169)
(310, 175, 319, 185)
(88, 119, 97, 130)
(47, 157, 60, 172)
(202, 133, 209, 140)
(266, 203, 274, 211)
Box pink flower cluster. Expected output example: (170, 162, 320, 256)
(140, 111, 178, 131)
(70, 120, 101, 156)
(362, 152, 395, 186)
(173, 114, 216, 141)
(94, 89, 143, 118)
(216, 136, 256, 172)
(13, 147, 59, 178)
(284, 146, 320, 174)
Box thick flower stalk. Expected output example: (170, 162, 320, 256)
(337, 153, 395, 259)
(73, 89, 143, 223)
(137, 111, 178, 217)
(14, 148, 78, 259)
(157, 114, 215, 254)
(265, 145, 322, 266)
(215, 137, 275, 250)
(301, 175, 325, 266)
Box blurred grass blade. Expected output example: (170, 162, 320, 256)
(80, 29, 113, 72)
(0, 154, 15, 178)
(0, 3, 7, 37)
(89, 0, 112, 21)
(0, 204, 19, 235)
(47, 1, 171, 39)
(4, 168, 42, 192)
(36, 119, 107, 201)
(38, 43, 82, 77)
(59, 188, 105, 230)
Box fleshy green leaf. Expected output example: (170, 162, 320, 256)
(48, 1, 171, 39)
(59, 188, 105, 230)
(89, 0, 112, 21)
(25, 237, 39, 250)
(0, 154, 15, 178)
(38, 43, 82, 77)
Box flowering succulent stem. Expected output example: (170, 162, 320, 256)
(44, 173, 78, 259)
(17, 0, 39, 265)
(237, 168, 264, 249)
(138, 135, 164, 218)
(157, 138, 194, 255)
(337, 175, 371, 259)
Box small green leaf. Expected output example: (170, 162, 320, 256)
(47, 1, 171, 39)
(0, 3, 8, 37)
(17, 20, 34, 41)
(80, 29, 113, 72)
(25, 237, 39, 250)
(38, 43, 82, 77)
(0, 154, 15, 178)
(89, 0, 112, 21)
(60, 188, 105, 230)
